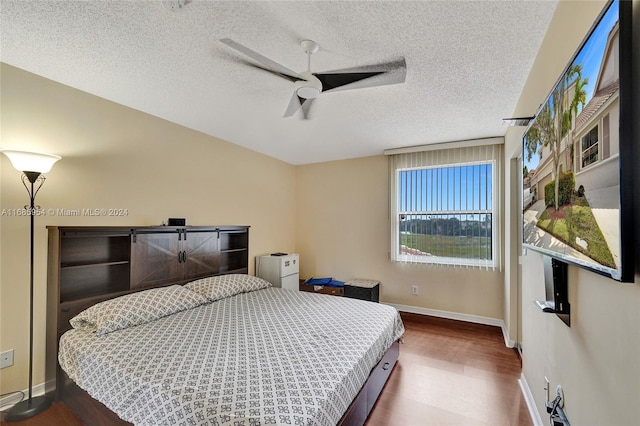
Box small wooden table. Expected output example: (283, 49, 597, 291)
(299, 281, 344, 296)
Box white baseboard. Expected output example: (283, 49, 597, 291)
(0, 382, 46, 411)
(384, 303, 516, 348)
(519, 373, 544, 426)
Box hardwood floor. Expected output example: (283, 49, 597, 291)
(1, 312, 531, 426)
(0, 402, 82, 426)
(365, 312, 531, 426)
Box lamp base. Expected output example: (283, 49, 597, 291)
(4, 395, 52, 422)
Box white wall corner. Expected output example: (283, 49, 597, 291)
(519, 373, 544, 426)
(501, 323, 516, 348)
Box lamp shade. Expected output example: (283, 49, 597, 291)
(1, 150, 61, 173)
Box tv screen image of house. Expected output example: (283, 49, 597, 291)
(522, 0, 633, 282)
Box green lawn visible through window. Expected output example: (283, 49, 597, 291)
(400, 233, 491, 259)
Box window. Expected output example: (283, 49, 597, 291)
(388, 143, 501, 270)
(581, 125, 599, 168)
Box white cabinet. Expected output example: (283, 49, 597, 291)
(256, 254, 299, 290)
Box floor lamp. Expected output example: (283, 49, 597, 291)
(1, 150, 61, 422)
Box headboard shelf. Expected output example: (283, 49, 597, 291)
(59, 291, 132, 309)
(46, 225, 250, 400)
(59, 233, 130, 265)
(61, 260, 130, 269)
(220, 230, 249, 251)
(220, 266, 250, 275)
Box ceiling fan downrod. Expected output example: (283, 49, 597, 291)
(296, 40, 322, 99)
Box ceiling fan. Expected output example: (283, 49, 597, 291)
(220, 38, 407, 119)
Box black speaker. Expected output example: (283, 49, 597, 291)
(168, 218, 186, 226)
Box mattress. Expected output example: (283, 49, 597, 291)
(58, 287, 405, 426)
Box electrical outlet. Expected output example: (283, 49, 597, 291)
(1, 349, 14, 369)
(411, 285, 418, 295)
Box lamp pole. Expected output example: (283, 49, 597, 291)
(26, 172, 39, 402)
(0, 149, 60, 421)
(5, 172, 52, 421)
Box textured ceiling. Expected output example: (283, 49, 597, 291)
(1, 0, 558, 165)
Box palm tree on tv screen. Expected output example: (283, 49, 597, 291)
(525, 63, 588, 210)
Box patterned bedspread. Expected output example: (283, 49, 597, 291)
(59, 287, 405, 426)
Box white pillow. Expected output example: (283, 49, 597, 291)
(69, 285, 208, 335)
(185, 274, 271, 302)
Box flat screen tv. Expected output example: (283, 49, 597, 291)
(522, 0, 634, 283)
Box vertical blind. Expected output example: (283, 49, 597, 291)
(388, 143, 502, 271)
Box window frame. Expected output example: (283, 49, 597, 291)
(392, 159, 497, 268)
(581, 124, 599, 169)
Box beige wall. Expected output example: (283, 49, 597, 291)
(295, 156, 504, 318)
(0, 64, 297, 393)
(505, 1, 640, 424)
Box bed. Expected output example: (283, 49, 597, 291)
(57, 278, 404, 425)
(45, 226, 404, 426)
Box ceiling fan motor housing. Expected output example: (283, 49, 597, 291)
(296, 71, 322, 99)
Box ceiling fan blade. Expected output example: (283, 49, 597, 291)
(242, 60, 302, 83)
(220, 38, 302, 81)
(284, 92, 302, 118)
(315, 72, 385, 92)
(317, 57, 407, 93)
(283, 93, 315, 119)
(300, 98, 315, 120)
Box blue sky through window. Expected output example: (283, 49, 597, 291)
(399, 163, 493, 213)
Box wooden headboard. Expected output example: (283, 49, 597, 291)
(45, 225, 249, 400)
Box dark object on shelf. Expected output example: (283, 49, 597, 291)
(168, 218, 186, 226)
